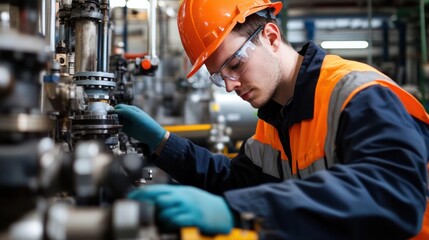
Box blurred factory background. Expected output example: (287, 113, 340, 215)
(0, 0, 427, 239)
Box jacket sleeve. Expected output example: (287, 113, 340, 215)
(224, 85, 428, 240)
(153, 133, 281, 194)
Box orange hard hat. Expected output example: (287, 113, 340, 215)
(178, 0, 283, 78)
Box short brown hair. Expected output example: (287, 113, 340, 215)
(232, 11, 287, 44)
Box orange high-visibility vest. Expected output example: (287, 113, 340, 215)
(250, 55, 429, 238)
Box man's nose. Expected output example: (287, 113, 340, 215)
(224, 78, 240, 92)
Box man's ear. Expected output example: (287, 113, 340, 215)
(261, 23, 281, 52)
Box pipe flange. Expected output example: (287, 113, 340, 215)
(72, 114, 122, 129)
(71, 114, 122, 136)
(74, 71, 116, 90)
(58, 9, 71, 23)
(85, 93, 110, 100)
(70, 0, 102, 21)
(70, 10, 103, 21)
(75, 80, 116, 89)
(74, 71, 115, 79)
(70, 6, 102, 22)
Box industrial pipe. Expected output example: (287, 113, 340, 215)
(420, 0, 428, 105)
(75, 20, 98, 72)
(99, 0, 110, 72)
(148, 0, 159, 65)
(367, 0, 373, 65)
(45, 0, 56, 53)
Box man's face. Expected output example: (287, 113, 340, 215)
(205, 28, 281, 108)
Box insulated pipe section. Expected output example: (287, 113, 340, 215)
(71, 1, 102, 73)
(75, 20, 98, 72)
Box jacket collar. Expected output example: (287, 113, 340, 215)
(258, 41, 326, 127)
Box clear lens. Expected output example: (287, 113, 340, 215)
(209, 41, 256, 88)
(209, 73, 224, 87)
(222, 41, 255, 78)
(209, 25, 263, 88)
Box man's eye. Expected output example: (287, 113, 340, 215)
(229, 60, 243, 71)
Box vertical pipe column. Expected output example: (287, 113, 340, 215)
(419, 0, 427, 104)
(382, 20, 389, 62)
(123, 3, 128, 53)
(397, 21, 406, 85)
(99, 0, 110, 72)
(148, 0, 159, 65)
(38, 0, 45, 37)
(420, 0, 427, 65)
(45, 0, 56, 53)
(305, 20, 315, 42)
(71, 1, 103, 73)
(367, 0, 373, 65)
(75, 20, 98, 72)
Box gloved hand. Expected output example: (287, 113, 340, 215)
(111, 104, 166, 150)
(128, 184, 233, 235)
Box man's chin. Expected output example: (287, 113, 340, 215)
(249, 100, 262, 109)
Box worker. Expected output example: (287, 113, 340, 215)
(112, 0, 429, 239)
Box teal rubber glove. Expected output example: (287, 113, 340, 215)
(112, 104, 166, 150)
(128, 184, 233, 235)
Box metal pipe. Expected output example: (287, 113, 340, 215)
(123, 2, 128, 53)
(420, 0, 427, 103)
(99, 0, 110, 72)
(148, 0, 159, 63)
(420, 0, 427, 64)
(57, 1, 69, 48)
(75, 20, 98, 72)
(382, 20, 389, 62)
(45, 0, 56, 53)
(97, 22, 102, 71)
(366, 0, 373, 65)
(159, 5, 166, 59)
(38, 0, 45, 37)
(397, 21, 406, 85)
(305, 20, 315, 41)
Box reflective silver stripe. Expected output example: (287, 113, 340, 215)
(281, 160, 297, 179)
(298, 157, 327, 179)
(325, 71, 394, 165)
(246, 71, 396, 179)
(245, 138, 295, 179)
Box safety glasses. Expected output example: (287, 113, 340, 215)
(209, 25, 264, 87)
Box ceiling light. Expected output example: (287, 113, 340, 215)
(321, 41, 369, 49)
(110, 0, 126, 8)
(127, 0, 149, 9)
